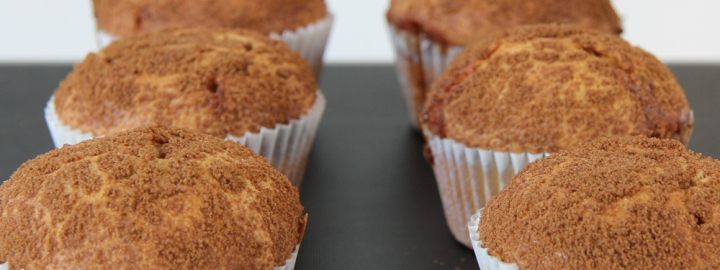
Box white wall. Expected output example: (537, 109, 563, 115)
(0, 0, 718, 63)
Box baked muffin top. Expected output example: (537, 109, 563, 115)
(94, 0, 328, 36)
(387, 0, 621, 46)
(423, 25, 692, 153)
(54, 28, 317, 138)
(0, 127, 306, 269)
(479, 136, 720, 269)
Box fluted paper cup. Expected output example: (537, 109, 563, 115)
(44, 99, 93, 147)
(269, 15, 334, 77)
(96, 15, 334, 78)
(45, 92, 326, 187)
(275, 245, 301, 270)
(226, 93, 326, 186)
(468, 211, 519, 270)
(388, 26, 462, 128)
(426, 131, 548, 248)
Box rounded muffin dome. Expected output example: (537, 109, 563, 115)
(0, 127, 306, 269)
(93, 0, 328, 36)
(387, 0, 621, 46)
(423, 25, 692, 153)
(53, 28, 317, 138)
(480, 136, 720, 269)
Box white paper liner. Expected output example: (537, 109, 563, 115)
(427, 132, 548, 248)
(269, 15, 334, 77)
(468, 211, 519, 270)
(96, 15, 334, 77)
(0, 244, 299, 269)
(44, 99, 94, 147)
(226, 93, 326, 186)
(274, 244, 300, 270)
(95, 29, 115, 49)
(388, 25, 463, 127)
(44, 92, 326, 187)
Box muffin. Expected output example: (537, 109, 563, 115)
(93, 0, 333, 75)
(0, 127, 307, 269)
(469, 136, 720, 269)
(45, 28, 325, 186)
(423, 25, 693, 247)
(386, 0, 622, 127)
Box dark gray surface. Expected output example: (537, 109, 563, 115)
(0, 64, 719, 270)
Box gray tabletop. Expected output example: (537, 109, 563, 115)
(0, 64, 718, 270)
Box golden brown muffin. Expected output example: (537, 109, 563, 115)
(479, 136, 720, 269)
(0, 127, 306, 269)
(54, 28, 317, 138)
(94, 0, 328, 37)
(423, 25, 693, 153)
(387, 0, 622, 46)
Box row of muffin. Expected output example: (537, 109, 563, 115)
(0, 0, 716, 269)
(92, 0, 333, 76)
(0, 1, 337, 269)
(413, 23, 693, 247)
(46, 28, 326, 186)
(2, 29, 321, 268)
(82, 0, 336, 186)
(384, 0, 718, 269)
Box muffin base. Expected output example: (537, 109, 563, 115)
(44, 92, 326, 187)
(388, 26, 462, 128)
(96, 14, 334, 78)
(0, 245, 300, 270)
(426, 131, 548, 248)
(468, 211, 520, 270)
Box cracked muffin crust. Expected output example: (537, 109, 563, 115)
(423, 25, 692, 153)
(387, 0, 621, 46)
(53, 28, 317, 138)
(0, 127, 306, 269)
(93, 0, 328, 37)
(479, 136, 720, 269)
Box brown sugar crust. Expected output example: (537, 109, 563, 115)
(387, 0, 622, 46)
(423, 25, 692, 153)
(54, 28, 317, 138)
(0, 127, 306, 269)
(479, 136, 720, 269)
(93, 0, 328, 36)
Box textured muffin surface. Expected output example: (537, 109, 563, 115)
(387, 0, 621, 45)
(94, 0, 327, 36)
(0, 127, 306, 269)
(479, 136, 720, 269)
(424, 25, 692, 153)
(54, 28, 316, 137)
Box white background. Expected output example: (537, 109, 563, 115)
(0, 0, 718, 63)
